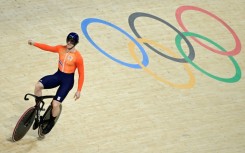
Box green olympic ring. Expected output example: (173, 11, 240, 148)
(175, 32, 241, 83)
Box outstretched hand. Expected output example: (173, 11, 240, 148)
(74, 91, 81, 101)
(28, 40, 34, 45)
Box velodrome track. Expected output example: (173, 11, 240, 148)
(0, 0, 244, 153)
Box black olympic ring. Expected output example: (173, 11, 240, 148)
(128, 12, 195, 63)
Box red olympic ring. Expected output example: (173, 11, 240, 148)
(176, 5, 241, 56)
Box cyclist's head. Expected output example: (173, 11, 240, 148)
(66, 32, 79, 46)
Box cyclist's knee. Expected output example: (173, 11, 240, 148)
(52, 100, 61, 108)
(35, 82, 44, 90)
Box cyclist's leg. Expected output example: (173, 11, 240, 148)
(33, 81, 45, 130)
(51, 82, 74, 117)
(51, 73, 74, 117)
(43, 77, 74, 134)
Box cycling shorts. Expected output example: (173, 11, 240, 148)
(39, 69, 74, 102)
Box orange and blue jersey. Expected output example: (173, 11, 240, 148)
(34, 42, 84, 92)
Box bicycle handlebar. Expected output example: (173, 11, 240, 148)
(24, 93, 55, 101)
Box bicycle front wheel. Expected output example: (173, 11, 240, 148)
(12, 107, 36, 142)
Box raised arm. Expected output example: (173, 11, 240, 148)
(28, 40, 59, 53)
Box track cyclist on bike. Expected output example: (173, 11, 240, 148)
(28, 32, 84, 134)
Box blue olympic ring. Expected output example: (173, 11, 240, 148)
(81, 18, 149, 69)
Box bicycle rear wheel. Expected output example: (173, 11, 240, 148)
(12, 107, 36, 142)
(38, 104, 62, 138)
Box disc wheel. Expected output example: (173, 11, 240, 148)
(12, 107, 36, 142)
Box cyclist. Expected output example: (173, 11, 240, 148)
(28, 32, 84, 134)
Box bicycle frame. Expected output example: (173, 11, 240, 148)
(12, 93, 57, 142)
(24, 93, 55, 124)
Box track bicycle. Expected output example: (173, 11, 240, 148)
(12, 93, 62, 142)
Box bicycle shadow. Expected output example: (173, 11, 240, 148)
(3, 135, 38, 153)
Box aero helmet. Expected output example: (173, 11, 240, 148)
(66, 32, 79, 46)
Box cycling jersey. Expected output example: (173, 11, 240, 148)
(34, 42, 84, 92)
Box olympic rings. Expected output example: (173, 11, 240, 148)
(175, 32, 241, 83)
(129, 12, 195, 63)
(81, 18, 149, 69)
(176, 5, 241, 56)
(128, 38, 195, 88)
(81, 5, 242, 88)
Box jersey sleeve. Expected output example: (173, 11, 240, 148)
(76, 52, 85, 92)
(34, 42, 60, 53)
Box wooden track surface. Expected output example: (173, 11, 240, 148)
(0, 0, 244, 153)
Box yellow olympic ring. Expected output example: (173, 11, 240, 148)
(128, 38, 195, 89)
